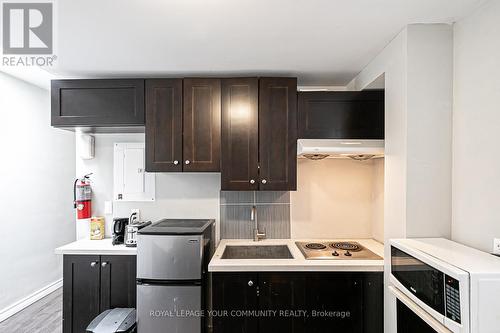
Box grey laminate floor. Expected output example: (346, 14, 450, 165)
(0, 288, 62, 333)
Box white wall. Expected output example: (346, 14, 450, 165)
(348, 24, 454, 333)
(371, 158, 385, 242)
(405, 25, 454, 238)
(290, 158, 384, 241)
(0, 73, 75, 314)
(75, 134, 221, 240)
(452, 0, 500, 252)
(348, 30, 409, 266)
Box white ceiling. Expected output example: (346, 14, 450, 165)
(49, 0, 486, 85)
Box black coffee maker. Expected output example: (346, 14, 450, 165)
(112, 218, 129, 245)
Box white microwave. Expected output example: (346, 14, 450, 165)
(390, 238, 500, 333)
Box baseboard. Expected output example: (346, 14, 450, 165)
(0, 278, 63, 323)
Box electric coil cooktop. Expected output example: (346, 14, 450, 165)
(295, 241, 382, 260)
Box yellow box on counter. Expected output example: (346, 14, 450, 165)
(90, 216, 105, 240)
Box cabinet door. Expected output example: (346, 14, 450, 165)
(183, 78, 221, 172)
(212, 273, 259, 333)
(51, 79, 145, 128)
(363, 273, 383, 333)
(258, 78, 297, 190)
(63, 255, 101, 333)
(145, 79, 183, 172)
(221, 78, 259, 190)
(100, 255, 137, 311)
(304, 273, 363, 333)
(298, 90, 384, 139)
(258, 273, 306, 333)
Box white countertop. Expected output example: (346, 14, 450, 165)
(208, 238, 384, 272)
(54, 238, 137, 255)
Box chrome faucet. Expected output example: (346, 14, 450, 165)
(251, 205, 266, 241)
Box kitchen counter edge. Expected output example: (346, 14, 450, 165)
(54, 238, 136, 255)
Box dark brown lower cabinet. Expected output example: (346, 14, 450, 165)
(363, 273, 384, 333)
(212, 273, 259, 333)
(304, 274, 363, 333)
(99, 255, 137, 311)
(63, 255, 136, 333)
(258, 273, 306, 333)
(63, 255, 101, 333)
(212, 272, 383, 333)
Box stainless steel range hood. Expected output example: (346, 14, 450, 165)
(297, 139, 384, 160)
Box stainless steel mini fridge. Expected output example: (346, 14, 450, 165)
(136, 219, 215, 333)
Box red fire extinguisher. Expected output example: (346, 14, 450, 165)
(74, 173, 92, 219)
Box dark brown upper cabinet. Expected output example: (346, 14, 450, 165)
(259, 77, 297, 191)
(51, 79, 145, 131)
(183, 78, 221, 172)
(221, 77, 297, 191)
(221, 78, 259, 190)
(145, 79, 183, 172)
(298, 90, 384, 139)
(145, 78, 221, 173)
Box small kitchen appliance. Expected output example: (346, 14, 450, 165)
(124, 221, 152, 247)
(136, 219, 215, 333)
(295, 241, 382, 260)
(112, 218, 129, 245)
(390, 238, 500, 333)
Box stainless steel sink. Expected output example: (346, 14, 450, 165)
(221, 245, 293, 259)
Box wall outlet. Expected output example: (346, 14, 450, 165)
(104, 201, 113, 215)
(130, 209, 140, 223)
(493, 238, 500, 255)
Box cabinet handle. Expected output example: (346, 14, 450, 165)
(248, 280, 254, 287)
(90, 261, 98, 267)
(261, 179, 267, 184)
(101, 262, 108, 267)
(185, 160, 190, 165)
(173, 160, 179, 165)
(250, 179, 255, 184)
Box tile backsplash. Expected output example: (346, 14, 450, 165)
(220, 191, 290, 239)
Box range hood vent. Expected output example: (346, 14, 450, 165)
(297, 139, 384, 160)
